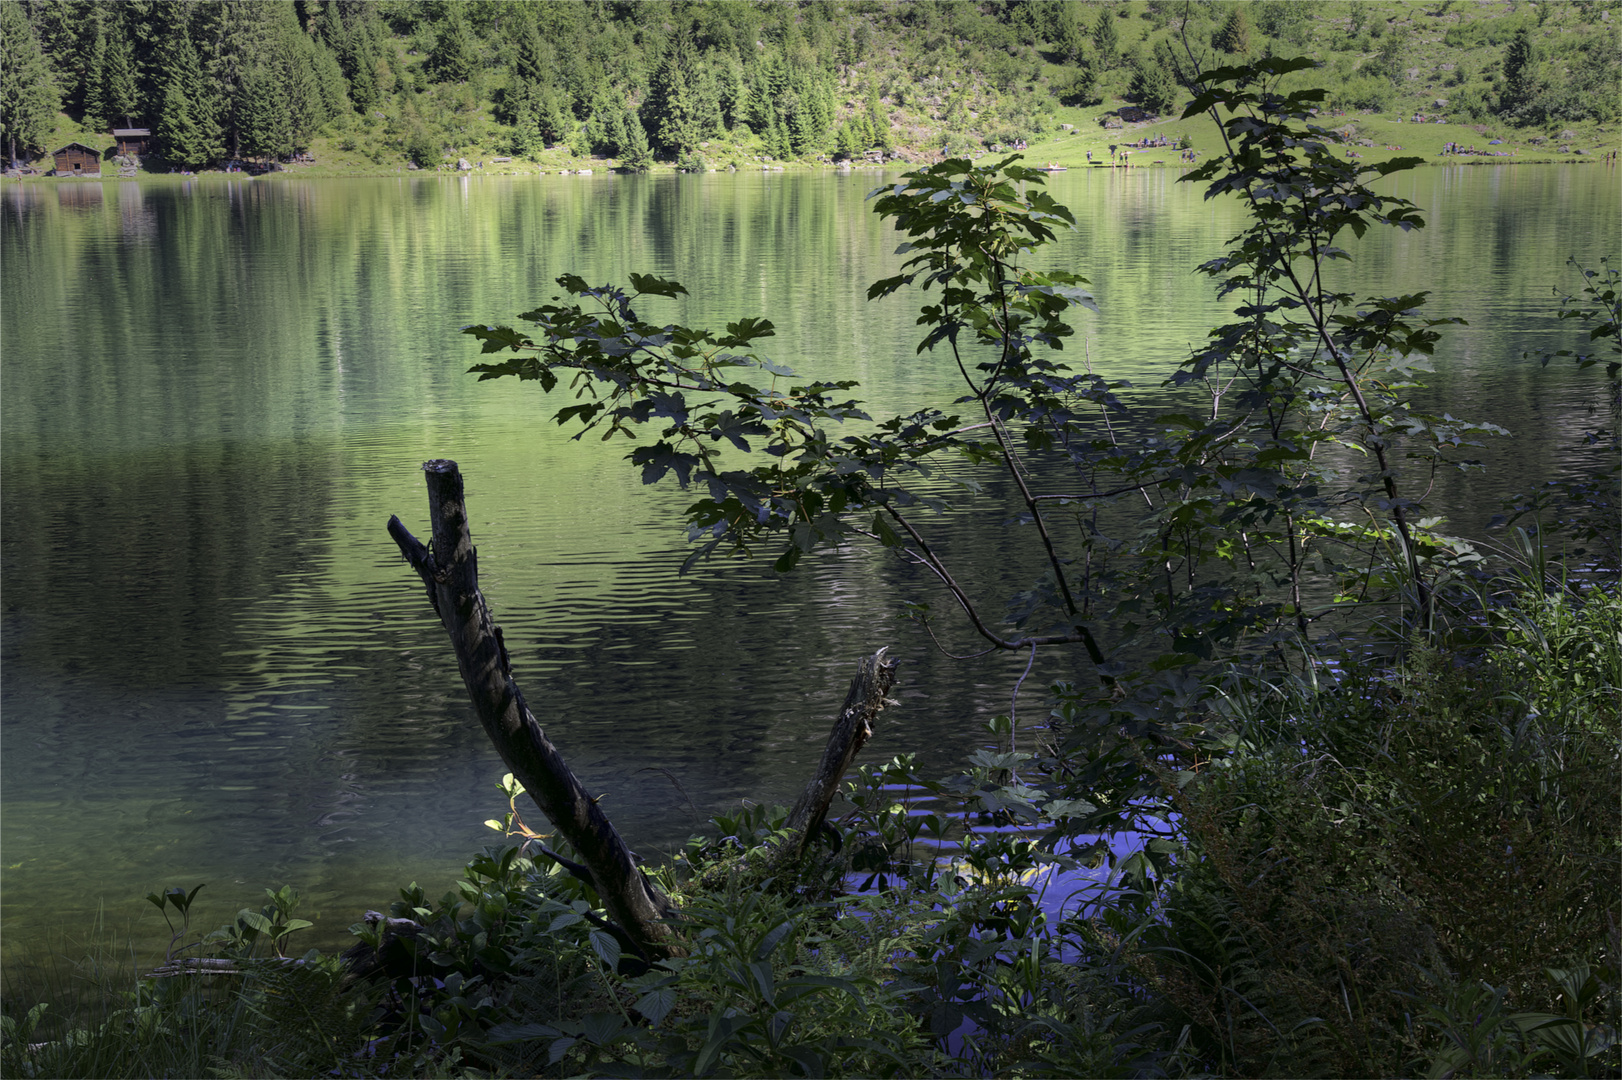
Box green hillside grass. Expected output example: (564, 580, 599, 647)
(17, 1, 1620, 179)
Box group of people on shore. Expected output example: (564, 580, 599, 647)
(1442, 142, 1515, 157)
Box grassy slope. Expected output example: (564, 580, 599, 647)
(22, 0, 1620, 182)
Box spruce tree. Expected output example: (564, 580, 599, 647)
(509, 101, 543, 158)
(102, 33, 140, 129)
(514, 27, 551, 87)
(330, 2, 383, 113)
(1214, 7, 1254, 57)
(0, 2, 60, 166)
(428, 6, 477, 84)
(620, 108, 652, 170)
(865, 83, 889, 149)
(1499, 27, 1542, 120)
(535, 88, 570, 145)
(716, 56, 743, 130)
(81, 19, 108, 130)
(1055, 11, 1087, 67)
(283, 28, 337, 149)
(834, 118, 856, 159)
(155, 25, 222, 167)
(1092, 7, 1120, 68)
(237, 60, 291, 159)
(1128, 43, 1178, 116)
(644, 31, 700, 155)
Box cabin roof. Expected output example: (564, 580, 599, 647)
(50, 142, 103, 156)
(112, 128, 151, 138)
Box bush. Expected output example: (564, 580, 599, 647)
(404, 124, 441, 167)
(1106, 588, 1622, 1077)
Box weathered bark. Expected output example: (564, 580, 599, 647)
(778, 649, 899, 861)
(387, 459, 677, 961)
(387, 460, 899, 959)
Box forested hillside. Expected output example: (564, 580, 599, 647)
(2, 0, 1618, 173)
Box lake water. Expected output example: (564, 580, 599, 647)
(2, 163, 1615, 972)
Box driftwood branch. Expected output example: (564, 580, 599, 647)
(387, 459, 676, 960)
(387, 459, 900, 959)
(778, 649, 899, 860)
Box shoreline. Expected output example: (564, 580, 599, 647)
(10, 153, 1614, 184)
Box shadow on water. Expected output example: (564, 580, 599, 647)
(2, 166, 1615, 979)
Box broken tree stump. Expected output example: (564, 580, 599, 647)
(388, 460, 676, 961)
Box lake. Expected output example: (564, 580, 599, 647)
(2, 162, 1615, 973)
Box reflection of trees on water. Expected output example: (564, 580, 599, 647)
(0, 167, 1613, 966)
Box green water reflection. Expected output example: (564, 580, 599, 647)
(2, 165, 1615, 970)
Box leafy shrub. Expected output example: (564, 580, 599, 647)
(404, 124, 441, 167)
(1104, 589, 1622, 1076)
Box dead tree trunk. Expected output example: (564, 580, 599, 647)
(777, 649, 898, 861)
(387, 460, 899, 959)
(388, 460, 676, 961)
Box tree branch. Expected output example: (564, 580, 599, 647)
(388, 459, 678, 961)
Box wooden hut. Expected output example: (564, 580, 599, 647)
(51, 143, 102, 175)
(113, 129, 151, 156)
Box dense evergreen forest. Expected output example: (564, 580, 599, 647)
(2, 0, 1618, 173)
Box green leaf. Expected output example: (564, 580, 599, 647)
(239, 910, 273, 934)
(755, 918, 795, 961)
(778, 1045, 828, 1078)
(485, 1021, 563, 1045)
(581, 1011, 624, 1045)
(718, 316, 776, 347)
(872, 512, 904, 548)
(589, 928, 621, 970)
(628, 272, 687, 298)
(635, 987, 676, 1027)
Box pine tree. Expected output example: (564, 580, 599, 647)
(1214, 7, 1254, 57)
(428, 6, 477, 84)
(0, 2, 60, 166)
(865, 83, 889, 149)
(716, 55, 743, 130)
(237, 59, 291, 159)
(643, 30, 701, 156)
(1092, 7, 1120, 68)
(101, 32, 140, 129)
(155, 24, 222, 167)
(509, 100, 543, 158)
(1499, 27, 1542, 120)
(81, 18, 109, 130)
(620, 108, 652, 170)
(1127, 42, 1178, 116)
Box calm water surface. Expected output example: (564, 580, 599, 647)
(2, 164, 1615, 971)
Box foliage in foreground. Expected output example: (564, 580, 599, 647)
(5, 56, 1619, 1078)
(5, 584, 1618, 1078)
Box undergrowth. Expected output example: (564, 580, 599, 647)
(4, 582, 1617, 1079)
